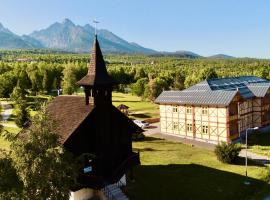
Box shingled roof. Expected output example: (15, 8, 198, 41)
(247, 82, 270, 97)
(77, 35, 116, 87)
(47, 96, 93, 143)
(155, 76, 270, 106)
(155, 90, 237, 106)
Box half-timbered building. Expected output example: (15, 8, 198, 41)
(155, 76, 270, 144)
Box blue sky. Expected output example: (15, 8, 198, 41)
(0, 0, 270, 58)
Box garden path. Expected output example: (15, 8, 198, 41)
(0, 101, 16, 128)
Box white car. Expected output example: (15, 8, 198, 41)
(133, 120, 149, 129)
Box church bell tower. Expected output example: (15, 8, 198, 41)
(77, 34, 117, 107)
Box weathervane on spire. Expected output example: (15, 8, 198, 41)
(93, 19, 100, 35)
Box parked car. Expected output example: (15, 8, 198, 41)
(133, 120, 149, 129)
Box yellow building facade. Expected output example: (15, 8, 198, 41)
(160, 104, 228, 143)
(156, 76, 270, 144)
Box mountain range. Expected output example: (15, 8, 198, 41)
(207, 54, 235, 59)
(0, 19, 235, 58)
(0, 19, 156, 54)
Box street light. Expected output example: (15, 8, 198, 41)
(244, 127, 259, 185)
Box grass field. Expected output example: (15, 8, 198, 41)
(0, 134, 10, 150)
(76, 91, 159, 119)
(127, 138, 270, 200)
(0, 126, 21, 150)
(112, 92, 159, 119)
(248, 131, 270, 157)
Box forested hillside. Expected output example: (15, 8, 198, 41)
(0, 49, 269, 100)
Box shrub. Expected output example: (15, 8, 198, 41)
(214, 142, 242, 164)
(15, 100, 30, 128)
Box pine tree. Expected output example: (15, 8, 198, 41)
(15, 100, 30, 128)
(42, 69, 50, 94)
(11, 85, 27, 102)
(62, 63, 77, 95)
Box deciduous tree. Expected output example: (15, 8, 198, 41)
(199, 67, 218, 80)
(0, 108, 78, 200)
(173, 71, 185, 90)
(131, 78, 148, 97)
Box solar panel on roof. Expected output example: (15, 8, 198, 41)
(156, 76, 270, 105)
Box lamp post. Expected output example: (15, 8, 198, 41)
(244, 127, 258, 185)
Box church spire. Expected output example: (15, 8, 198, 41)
(77, 30, 117, 105)
(93, 19, 99, 36)
(77, 35, 116, 87)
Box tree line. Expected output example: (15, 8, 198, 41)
(1, 50, 270, 101)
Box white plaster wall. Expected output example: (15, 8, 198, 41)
(159, 104, 228, 143)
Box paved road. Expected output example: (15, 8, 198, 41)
(239, 149, 270, 164)
(143, 122, 160, 136)
(1, 102, 13, 121)
(0, 101, 17, 128)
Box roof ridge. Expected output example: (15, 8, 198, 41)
(207, 75, 260, 81)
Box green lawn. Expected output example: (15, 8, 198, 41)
(112, 92, 159, 119)
(0, 126, 21, 150)
(127, 138, 270, 200)
(0, 135, 10, 150)
(0, 95, 48, 149)
(75, 91, 159, 119)
(248, 131, 270, 157)
(1, 95, 270, 199)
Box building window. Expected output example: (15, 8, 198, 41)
(202, 125, 209, 134)
(173, 106, 178, 113)
(202, 107, 208, 115)
(186, 106, 192, 114)
(173, 122, 178, 130)
(187, 123, 192, 132)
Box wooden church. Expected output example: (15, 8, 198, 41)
(47, 34, 141, 198)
